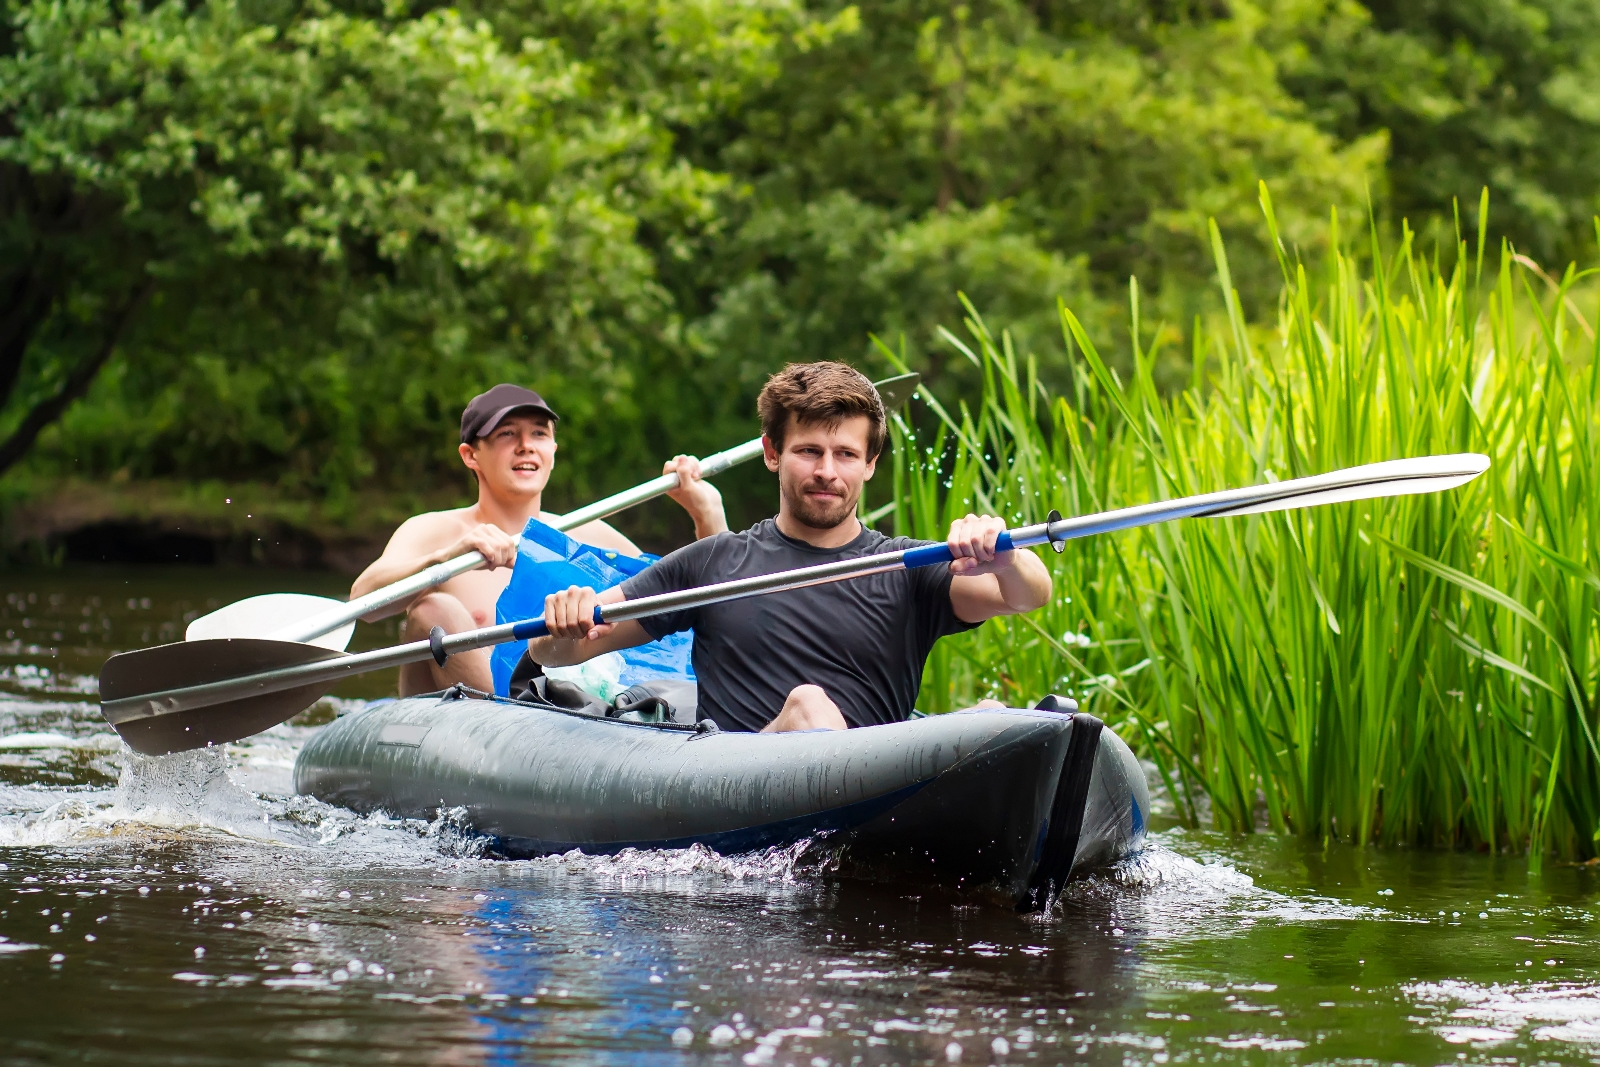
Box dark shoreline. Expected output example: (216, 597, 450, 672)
(0, 476, 423, 573)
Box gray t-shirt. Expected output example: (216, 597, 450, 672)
(619, 519, 978, 732)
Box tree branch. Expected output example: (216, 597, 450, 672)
(0, 279, 155, 476)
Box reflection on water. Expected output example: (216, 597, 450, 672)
(3, 566, 1600, 1064)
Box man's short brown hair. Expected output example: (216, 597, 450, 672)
(757, 362, 887, 460)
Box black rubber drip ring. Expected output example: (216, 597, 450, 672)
(1045, 509, 1066, 553)
(429, 625, 448, 666)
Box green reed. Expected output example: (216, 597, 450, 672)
(889, 188, 1600, 856)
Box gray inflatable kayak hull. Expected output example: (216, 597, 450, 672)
(293, 692, 1148, 908)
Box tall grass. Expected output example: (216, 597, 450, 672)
(888, 187, 1600, 856)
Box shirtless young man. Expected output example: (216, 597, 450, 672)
(525, 363, 1052, 733)
(351, 383, 728, 695)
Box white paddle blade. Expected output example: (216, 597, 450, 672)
(185, 593, 355, 651)
(1203, 454, 1491, 517)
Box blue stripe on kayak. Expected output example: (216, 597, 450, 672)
(488, 778, 930, 859)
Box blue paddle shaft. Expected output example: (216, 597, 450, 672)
(900, 532, 1013, 569)
(511, 610, 599, 641)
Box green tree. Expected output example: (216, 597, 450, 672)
(0, 0, 741, 503)
(1, 0, 1411, 543)
(1272, 0, 1600, 262)
(663, 0, 1380, 385)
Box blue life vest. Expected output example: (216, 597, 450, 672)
(489, 517, 694, 697)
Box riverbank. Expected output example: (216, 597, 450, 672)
(0, 475, 430, 572)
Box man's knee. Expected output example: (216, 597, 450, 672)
(775, 684, 847, 731)
(403, 592, 471, 639)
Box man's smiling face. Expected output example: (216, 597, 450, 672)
(459, 413, 557, 499)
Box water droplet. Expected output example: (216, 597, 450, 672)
(672, 1027, 694, 1046)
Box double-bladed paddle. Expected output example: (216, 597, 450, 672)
(183, 373, 924, 651)
(100, 453, 1489, 755)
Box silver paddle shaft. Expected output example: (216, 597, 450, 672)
(555, 438, 767, 530)
(268, 552, 491, 643)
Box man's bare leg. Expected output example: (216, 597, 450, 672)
(761, 684, 848, 733)
(398, 592, 495, 696)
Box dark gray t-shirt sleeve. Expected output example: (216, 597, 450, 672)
(618, 535, 719, 639)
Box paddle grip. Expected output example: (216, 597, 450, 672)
(509, 604, 605, 642)
(900, 531, 1015, 570)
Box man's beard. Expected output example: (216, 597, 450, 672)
(781, 474, 861, 530)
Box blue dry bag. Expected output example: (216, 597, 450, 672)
(489, 518, 694, 697)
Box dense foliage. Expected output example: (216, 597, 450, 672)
(4, 0, 1594, 539)
(897, 193, 1600, 856)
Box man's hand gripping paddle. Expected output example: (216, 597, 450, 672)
(100, 453, 1489, 755)
(181, 374, 923, 651)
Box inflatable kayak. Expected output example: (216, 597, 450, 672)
(293, 689, 1148, 909)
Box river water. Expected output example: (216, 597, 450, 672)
(3, 566, 1600, 1065)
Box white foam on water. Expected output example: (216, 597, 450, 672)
(0, 715, 830, 889)
(1407, 978, 1600, 1049)
(0, 731, 122, 751)
(1048, 836, 1375, 930)
(0, 664, 98, 695)
(516, 839, 828, 886)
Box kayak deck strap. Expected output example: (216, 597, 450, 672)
(1026, 712, 1104, 900)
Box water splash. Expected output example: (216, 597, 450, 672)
(516, 838, 833, 885)
(0, 745, 279, 847)
(1042, 836, 1375, 930)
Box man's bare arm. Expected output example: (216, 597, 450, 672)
(349, 513, 519, 621)
(945, 513, 1053, 624)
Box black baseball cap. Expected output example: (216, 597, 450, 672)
(460, 384, 559, 444)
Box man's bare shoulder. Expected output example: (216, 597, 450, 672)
(382, 506, 478, 555)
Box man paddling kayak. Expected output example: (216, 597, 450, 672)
(527, 362, 1052, 732)
(352, 383, 728, 695)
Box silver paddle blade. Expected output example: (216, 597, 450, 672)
(1194, 454, 1491, 517)
(873, 373, 919, 410)
(100, 638, 346, 755)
